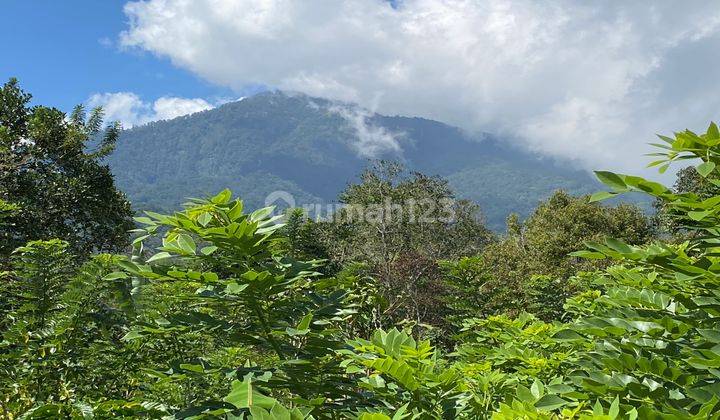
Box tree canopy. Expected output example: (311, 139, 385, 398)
(0, 79, 133, 258)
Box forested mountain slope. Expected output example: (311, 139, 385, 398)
(108, 91, 597, 230)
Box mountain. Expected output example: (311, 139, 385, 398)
(108, 91, 599, 231)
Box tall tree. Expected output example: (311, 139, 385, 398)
(475, 190, 654, 320)
(0, 78, 133, 258)
(302, 161, 495, 332)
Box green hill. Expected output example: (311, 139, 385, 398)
(108, 91, 599, 230)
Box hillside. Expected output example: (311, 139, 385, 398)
(108, 91, 597, 230)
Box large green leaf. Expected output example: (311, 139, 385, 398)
(224, 378, 278, 410)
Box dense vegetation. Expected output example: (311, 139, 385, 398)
(0, 79, 133, 259)
(3, 80, 720, 418)
(108, 91, 602, 231)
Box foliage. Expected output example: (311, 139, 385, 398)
(437, 256, 492, 322)
(108, 189, 362, 416)
(653, 165, 720, 237)
(340, 328, 465, 417)
(0, 241, 145, 417)
(342, 123, 720, 418)
(0, 240, 74, 414)
(294, 161, 495, 334)
(533, 122, 720, 417)
(0, 199, 18, 224)
(0, 78, 133, 258)
(281, 207, 334, 268)
(7, 118, 720, 419)
(475, 190, 654, 320)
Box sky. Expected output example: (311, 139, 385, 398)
(3, 0, 720, 174)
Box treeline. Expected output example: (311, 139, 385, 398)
(2, 79, 720, 418)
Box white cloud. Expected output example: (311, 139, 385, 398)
(119, 0, 720, 173)
(152, 97, 213, 121)
(87, 92, 149, 127)
(87, 92, 213, 127)
(330, 104, 403, 157)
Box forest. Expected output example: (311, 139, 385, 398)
(2, 77, 720, 419)
(106, 89, 599, 232)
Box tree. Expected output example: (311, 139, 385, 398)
(111, 189, 359, 416)
(475, 190, 654, 320)
(0, 240, 74, 413)
(0, 78, 133, 258)
(342, 123, 720, 418)
(654, 165, 720, 237)
(281, 207, 333, 265)
(302, 161, 495, 334)
(0, 245, 143, 416)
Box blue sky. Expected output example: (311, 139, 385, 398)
(1, 0, 234, 111)
(3, 1, 720, 173)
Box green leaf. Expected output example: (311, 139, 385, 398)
(104, 271, 129, 280)
(197, 212, 212, 226)
(132, 234, 150, 245)
(627, 408, 638, 420)
(609, 396, 620, 419)
(286, 327, 310, 337)
(606, 238, 632, 254)
(211, 189, 232, 205)
(177, 234, 196, 255)
(594, 171, 627, 190)
(534, 394, 568, 411)
(202, 271, 219, 282)
(391, 403, 410, 420)
(698, 329, 720, 343)
(593, 399, 604, 416)
(546, 383, 574, 394)
(531, 379, 544, 399)
(297, 312, 313, 330)
(200, 245, 218, 255)
(569, 250, 606, 260)
(228, 200, 244, 221)
(71, 402, 94, 420)
(251, 206, 275, 221)
(146, 252, 172, 263)
(697, 161, 716, 178)
(122, 330, 144, 341)
(358, 414, 391, 420)
(516, 385, 535, 403)
(689, 210, 712, 221)
(552, 329, 585, 340)
(223, 379, 277, 410)
(226, 282, 249, 294)
(646, 159, 667, 168)
(365, 357, 419, 391)
(117, 260, 141, 273)
(144, 210, 169, 222)
(708, 122, 720, 139)
(589, 191, 617, 202)
(179, 363, 204, 373)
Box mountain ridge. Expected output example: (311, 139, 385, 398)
(108, 90, 599, 230)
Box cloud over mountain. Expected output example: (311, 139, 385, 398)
(119, 0, 720, 172)
(87, 92, 213, 127)
(329, 104, 404, 158)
